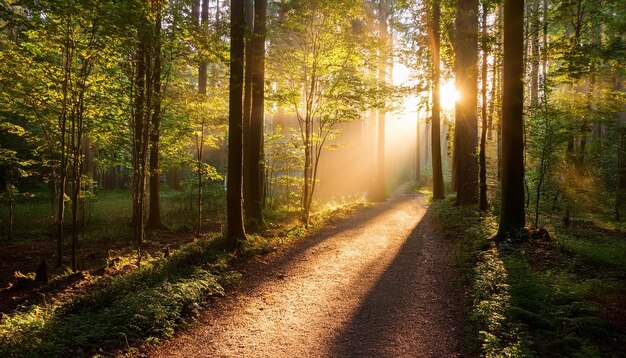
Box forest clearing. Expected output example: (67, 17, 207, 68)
(1, 0, 625, 357)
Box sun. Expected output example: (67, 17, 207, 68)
(440, 79, 460, 110)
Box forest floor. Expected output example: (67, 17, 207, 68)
(143, 192, 466, 358)
(0, 230, 201, 315)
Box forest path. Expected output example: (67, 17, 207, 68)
(148, 193, 466, 358)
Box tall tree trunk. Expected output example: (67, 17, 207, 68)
(56, 26, 72, 267)
(613, 76, 625, 221)
(302, 118, 312, 224)
(198, 0, 209, 92)
(243, 0, 255, 226)
(496, 4, 503, 180)
(191, 0, 200, 24)
(416, 110, 421, 182)
(147, 2, 164, 230)
(542, 0, 548, 80)
(247, 0, 268, 231)
(454, 0, 479, 205)
(616, 130, 626, 221)
(373, 0, 389, 202)
(479, 4, 489, 212)
(196, 120, 205, 236)
(7, 185, 13, 241)
(226, 0, 247, 248)
(578, 74, 594, 166)
(498, 0, 526, 237)
(425, 120, 431, 166)
(530, 0, 540, 107)
(430, 0, 445, 200)
(132, 38, 150, 266)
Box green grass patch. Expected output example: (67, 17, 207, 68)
(431, 197, 526, 357)
(432, 196, 626, 357)
(0, 187, 227, 244)
(0, 235, 234, 357)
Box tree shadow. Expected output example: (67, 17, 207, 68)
(327, 208, 467, 358)
(231, 194, 418, 292)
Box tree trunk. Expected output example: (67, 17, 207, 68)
(430, 0, 445, 200)
(454, 0, 479, 205)
(226, 0, 247, 248)
(416, 110, 421, 182)
(196, 121, 205, 236)
(247, 0, 268, 231)
(132, 38, 149, 266)
(496, 4, 503, 180)
(191, 0, 200, 24)
(147, 3, 164, 230)
(542, 0, 548, 80)
(373, 0, 389, 202)
(616, 130, 626, 221)
(302, 115, 313, 225)
(243, 0, 255, 226)
(7, 184, 13, 241)
(479, 4, 488, 212)
(198, 0, 208, 92)
(498, 0, 526, 237)
(56, 27, 72, 267)
(614, 76, 625, 221)
(425, 121, 431, 166)
(530, 0, 539, 107)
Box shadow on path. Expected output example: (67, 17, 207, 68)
(329, 208, 467, 358)
(233, 194, 417, 292)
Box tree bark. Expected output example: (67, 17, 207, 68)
(454, 0, 479, 205)
(498, 0, 526, 237)
(247, 0, 268, 231)
(373, 0, 389, 202)
(429, 0, 445, 200)
(479, 4, 488, 212)
(147, 1, 164, 230)
(198, 0, 209, 92)
(226, 0, 247, 248)
(530, 0, 540, 107)
(416, 110, 421, 182)
(243, 0, 255, 226)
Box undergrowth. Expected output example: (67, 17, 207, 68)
(0, 235, 237, 357)
(431, 197, 526, 357)
(432, 196, 626, 357)
(0, 197, 370, 357)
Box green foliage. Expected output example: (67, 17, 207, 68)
(0, 236, 230, 357)
(264, 126, 304, 210)
(431, 198, 526, 357)
(433, 195, 626, 357)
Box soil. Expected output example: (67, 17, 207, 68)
(146, 193, 467, 358)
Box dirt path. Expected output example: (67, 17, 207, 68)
(149, 193, 466, 358)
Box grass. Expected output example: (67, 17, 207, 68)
(0, 186, 227, 243)
(431, 195, 626, 357)
(0, 195, 370, 357)
(0, 235, 232, 357)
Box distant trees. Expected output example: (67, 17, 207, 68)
(270, 0, 379, 226)
(1, 0, 624, 260)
